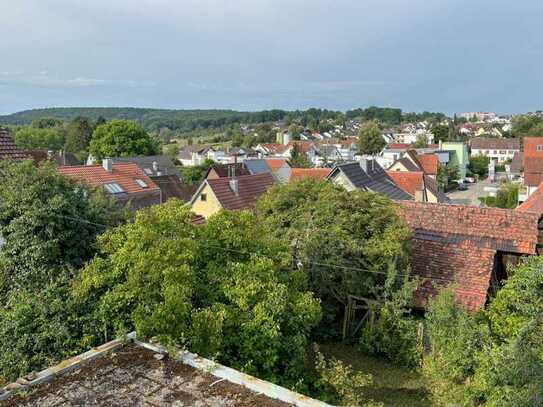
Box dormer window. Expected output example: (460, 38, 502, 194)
(135, 179, 148, 188)
(104, 183, 124, 194)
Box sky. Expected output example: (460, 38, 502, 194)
(1, 0, 542, 115)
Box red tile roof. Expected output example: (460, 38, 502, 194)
(0, 129, 29, 161)
(523, 157, 543, 187)
(290, 168, 331, 182)
(265, 159, 289, 172)
(417, 154, 439, 175)
(58, 163, 160, 194)
(399, 202, 540, 310)
(287, 141, 316, 154)
(206, 173, 275, 211)
(259, 143, 286, 154)
(386, 143, 411, 150)
(387, 171, 424, 196)
(518, 183, 543, 215)
(523, 137, 543, 158)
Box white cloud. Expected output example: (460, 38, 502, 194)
(0, 72, 154, 88)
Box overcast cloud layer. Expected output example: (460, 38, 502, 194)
(0, 0, 542, 114)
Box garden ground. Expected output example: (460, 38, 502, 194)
(320, 343, 433, 407)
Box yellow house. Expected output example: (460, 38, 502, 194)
(189, 173, 275, 218)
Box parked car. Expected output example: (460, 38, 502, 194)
(464, 177, 475, 183)
(457, 183, 468, 191)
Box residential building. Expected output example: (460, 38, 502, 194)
(289, 168, 331, 182)
(58, 159, 161, 210)
(205, 163, 251, 179)
(327, 160, 413, 200)
(0, 128, 29, 161)
(459, 112, 497, 121)
(177, 145, 216, 167)
(387, 171, 448, 203)
(189, 173, 275, 218)
(399, 201, 541, 311)
(521, 137, 543, 198)
(244, 158, 291, 184)
(0, 334, 325, 406)
(441, 141, 469, 179)
(388, 149, 439, 178)
(470, 138, 520, 163)
(254, 143, 286, 156)
(111, 155, 180, 177)
(25, 149, 80, 166)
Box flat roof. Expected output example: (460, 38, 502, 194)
(1, 336, 329, 407)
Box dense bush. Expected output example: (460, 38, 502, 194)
(360, 271, 421, 368)
(257, 179, 412, 336)
(76, 202, 321, 384)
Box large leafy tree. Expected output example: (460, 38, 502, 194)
(76, 201, 321, 383)
(64, 116, 94, 155)
(0, 160, 125, 297)
(89, 119, 160, 160)
(358, 120, 386, 156)
(288, 143, 312, 168)
(14, 126, 65, 151)
(256, 179, 411, 331)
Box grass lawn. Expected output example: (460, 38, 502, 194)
(319, 342, 434, 407)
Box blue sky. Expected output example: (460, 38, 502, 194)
(1, 0, 542, 115)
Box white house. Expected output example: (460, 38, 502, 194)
(470, 138, 520, 163)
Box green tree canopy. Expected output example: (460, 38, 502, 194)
(0, 161, 126, 296)
(89, 119, 160, 160)
(288, 143, 312, 168)
(76, 202, 321, 383)
(14, 126, 65, 151)
(64, 116, 94, 155)
(358, 120, 385, 156)
(256, 179, 411, 331)
(431, 124, 449, 143)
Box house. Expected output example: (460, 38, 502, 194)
(244, 158, 291, 184)
(25, 149, 80, 166)
(521, 137, 543, 198)
(388, 149, 440, 178)
(111, 155, 180, 178)
(290, 168, 331, 182)
(517, 182, 543, 215)
(279, 141, 319, 164)
(441, 141, 469, 179)
(470, 138, 520, 163)
(177, 145, 215, 167)
(110, 155, 196, 203)
(399, 201, 541, 311)
(205, 163, 251, 179)
(0, 128, 29, 161)
(0, 334, 324, 406)
(58, 159, 161, 210)
(189, 173, 275, 218)
(327, 160, 413, 201)
(387, 171, 448, 203)
(254, 143, 287, 156)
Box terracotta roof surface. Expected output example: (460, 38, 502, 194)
(290, 168, 331, 181)
(286, 141, 316, 154)
(0, 129, 29, 161)
(417, 154, 439, 175)
(511, 152, 523, 173)
(265, 159, 289, 172)
(471, 137, 520, 150)
(386, 143, 411, 150)
(518, 183, 543, 215)
(387, 171, 424, 196)
(523, 157, 543, 187)
(58, 163, 160, 194)
(399, 202, 540, 310)
(207, 173, 275, 211)
(523, 137, 543, 158)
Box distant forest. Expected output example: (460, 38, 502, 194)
(0, 107, 448, 132)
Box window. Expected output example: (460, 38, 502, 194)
(144, 168, 153, 175)
(201, 193, 207, 202)
(104, 183, 124, 194)
(135, 179, 148, 188)
(499, 150, 505, 154)
(538, 145, 543, 152)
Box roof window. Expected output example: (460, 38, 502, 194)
(104, 183, 124, 194)
(135, 179, 148, 188)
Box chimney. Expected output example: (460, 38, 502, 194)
(359, 159, 369, 173)
(103, 158, 113, 172)
(229, 178, 239, 195)
(152, 161, 159, 173)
